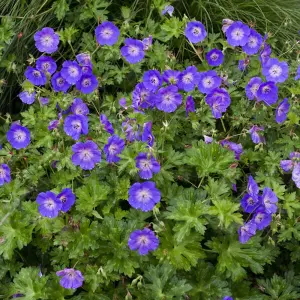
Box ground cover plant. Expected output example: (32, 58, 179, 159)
(1, 1, 300, 299)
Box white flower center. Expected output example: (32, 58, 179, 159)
(192, 27, 201, 36)
(72, 120, 82, 131)
(211, 53, 219, 61)
(137, 188, 151, 202)
(45, 199, 55, 210)
(248, 36, 258, 48)
(0, 168, 5, 178)
(101, 28, 113, 39)
(269, 65, 282, 78)
(57, 77, 65, 86)
(80, 149, 93, 160)
(14, 130, 26, 142)
(150, 76, 158, 85)
(262, 85, 270, 93)
(231, 28, 244, 40)
(183, 73, 193, 84)
(129, 45, 139, 56)
(250, 83, 260, 96)
(203, 76, 214, 88)
(41, 35, 53, 46)
(138, 235, 149, 245)
(82, 78, 91, 87)
(140, 159, 152, 170)
(69, 66, 79, 77)
(163, 92, 173, 103)
(108, 144, 117, 154)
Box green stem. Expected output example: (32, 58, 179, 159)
(198, 176, 204, 188)
(220, 118, 226, 132)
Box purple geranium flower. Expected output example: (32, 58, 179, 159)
(292, 163, 300, 188)
(122, 118, 141, 142)
(222, 19, 234, 33)
(261, 187, 278, 214)
(242, 29, 262, 55)
(162, 5, 174, 16)
(18, 91, 36, 105)
(7, 123, 30, 149)
(249, 125, 265, 144)
(259, 43, 271, 65)
(156, 85, 182, 113)
(63, 114, 88, 140)
(162, 70, 180, 85)
(81, 66, 92, 75)
(57, 188, 76, 213)
(275, 98, 290, 124)
(48, 113, 62, 131)
(143, 70, 162, 92)
(186, 95, 195, 116)
(128, 181, 161, 211)
(142, 35, 153, 50)
(103, 135, 125, 163)
(132, 82, 155, 111)
(262, 58, 289, 83)
(206, 49, 224, 67)
(34, 27, 59, 54)
(205, 88, 231, 119)
(220, 140, 243, 160)
(119, 97, 127, 109)
(76, 53, 92, 68)
(135, 153, 160, 179)
(226, 21, 250, 47)
(238, 221, 257, 243)
(121, 38, 145, 64)
(0, 164, 11, 186)
(51, 72, 71, 93)
(95, 21, 120, 46)
(240, 175, 260, 213)
(245, 77, 263, 100)
(61, 61, 82, 84)
(72, 141, 101, 170)
(256, 81, 278, 105)
(142, 122, 154, 147)
(295, 65, 300, 80)
(36, 56, 57, 75)
(280, 160, 294, 172)
(223, 297, 233, 300)
(178, 66, 200, 92)
(25, 66, 47, 86)
(40, 97, 49, 106)
(71, 98, 89, 115)
(238, 59, 250, 71)
(100, 114, 114, 134)
(128, 228, 159, 255)
(252, 207, 272, 230)
(248, 175, 259, 196)
(56, 268, 84, 289)
(204, 135, 213, 144)
(36, 191, 62, 218)
(198, 70, 222, 94)
(184, 21, 207, 43)
(76, 74, 98, 94)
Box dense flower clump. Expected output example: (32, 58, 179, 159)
(2, 7, 300, 298)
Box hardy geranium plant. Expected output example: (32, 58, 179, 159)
(1, 3, 300, 299)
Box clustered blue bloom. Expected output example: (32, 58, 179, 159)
(239, 176, 278, 243)
(280, 152, 300, 188)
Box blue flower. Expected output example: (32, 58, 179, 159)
(72, 141, 101, 170)
(245, 77, 262, 100)
(34, 27, 59, 54)
(292, 163, 300, 188)
(76, 74, 98, 94)
(186, 95, 195, 117)
(259, 43, 271, 65)
(40, 97, 49, 106)
(51, 72, 71, 93)
(238, 221, 256, 244)
(57, 188, 76, 213)
(100, 114, 114, 134)
(220, 140, 243, 160)
(25, 66, 47, 86)
(142, 35, 153, 50)
(252, 207, 272, 230)
(63, 114, 88, 140)
(0, 164, 11, 186)
(142, 122, 154, 147)
(135, 153, 160, 179)
(121, 38, 145, 64)
(132, 82, 155, 111)
(295, 65, 300, 80)
(122, 118, 142, 142)
(71, 98, 89, 115)
(256, 81, 278, 105)
(162, 5, 174, 16)
(242, 29, 262, 55)
(103, 135, 125, 163)
(275, 98, 290, 124)
(7, 123, 30, 149)
(225, 21, 250, 47)
(249, 125, 265, 144)
(36, 56, 57, 75)
(95, 21, 120, 46)
(178, 66, 200, 92)
(156, 85, 182, 113)
(238, 59, 249, 71)
(206, 49, 224, 66)
(61, 61, 82, 84)
(36, 191, 62, 218)
(18, 91, 36, 105)
(128, 181, 161, 211)
(163, 70, 181, 85)
(261, 187, 278, 214)
(143, 70, 162, 92)
(205, 88, 231, 119)
(184, 21, 207, 43)
(76, 53, 92, 67)
(56, 268, 84, 289)
(198, 70, 221, 94)
(262, 58, 289, 83)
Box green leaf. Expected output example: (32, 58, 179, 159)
(58, 27, 79, 44)
(52, 0, 69, 20)
(283, 192, 300, 218)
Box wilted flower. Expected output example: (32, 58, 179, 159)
(142, 122, 154, 147)
(18, 91, 36, 105)
(249, 125, 265, 144)
(259, 43, 271, 65)
(142, 35, 153, 50)
(40, 97, 49, 106)
(204, 135, 213, 144)
(76, 53, 92, 67)
(122, 118, 141, 142)
(128, 228, 159, 255)
(7, 123, 30, 149)
(121, 38, 145, 64)
(128, 181, 161, 211)
(206, 48, 224, 66)
(36, 191, 62, 218)
(240, 175, 260, 213)
(95, 21, 120, 46)
(34, 27, 59, 54)
(275, 98, 290, 124)
(56, 268, 84, 289)
(184, 21, 207, 43)
(220, 140, 243, 160)
(238, 59, 249, 71)
(162, 5, 174, 16)
(71, 141, 101, 170)
(221, 19, 234, 33)
(295, 65, 300, 80)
